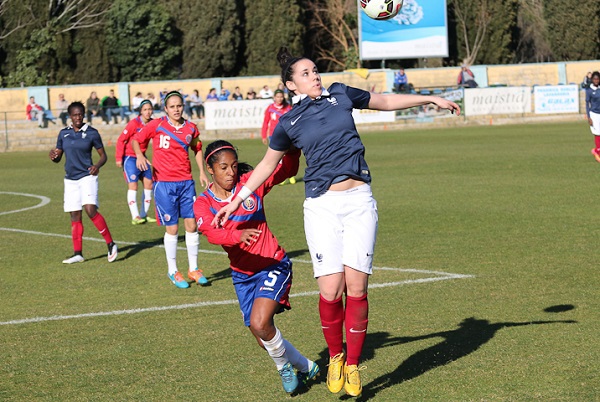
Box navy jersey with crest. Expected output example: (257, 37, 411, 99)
(193, 149, 300, 275)
(269, 82, 371, 198)
(56, 123, 104, 180)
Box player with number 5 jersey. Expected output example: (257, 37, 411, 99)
(132, 91, 209, 289)
(193, 140, 319, 394)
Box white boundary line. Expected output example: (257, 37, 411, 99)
(0, 192, 474, 326)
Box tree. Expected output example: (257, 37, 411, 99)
(305, 0, 360, 71)
(514, 0, 552, 63)
(242, 0, 305, 76)
(167, 0, 244, 79)
(105, 0, 182, 82)
(449, 0, 492, 65)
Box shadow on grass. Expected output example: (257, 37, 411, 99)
(344, 315, 577, 401)
(86, 237, 165, 262)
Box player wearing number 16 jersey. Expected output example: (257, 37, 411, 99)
(132, 91, 209, 289)
(193, 140, 319, 394)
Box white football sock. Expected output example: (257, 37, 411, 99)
(164, 232, 179, 275)
(143, 189, 153, 216)
(127, 189, 139, 219)
(185, 231, 199, 271)
(261, 327, 289, 370)
(283, 339, 310, 372)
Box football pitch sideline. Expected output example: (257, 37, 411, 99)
(0, 122, 598, 401)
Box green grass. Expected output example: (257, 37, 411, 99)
(1, 121, 599, 401)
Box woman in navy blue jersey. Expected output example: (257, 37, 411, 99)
(586, 71, 600, 162)
(212, 47, 461, 397)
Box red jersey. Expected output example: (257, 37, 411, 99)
(115, 116, 151, 162)
(193, 150, 300, 275)
(135, 116, 202, 182)
(261, 102, 292, 140)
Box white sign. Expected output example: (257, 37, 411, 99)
(534, 85, 579, 114)
(204, 99, 272, 130)
(352, 109, 396, 124)
(464, 87, 532, 116)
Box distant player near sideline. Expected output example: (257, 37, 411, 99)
(213, 47, 460, 397)
(49, 101, 118, 264)
(586, 71, 600, 162)
(132, 91, 209, 288)
(115, 100, 156, 225)
(194, 140, 318, 394)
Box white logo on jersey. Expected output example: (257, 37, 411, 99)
(290, 115, 302, 126)
(327, 97, 338, 106)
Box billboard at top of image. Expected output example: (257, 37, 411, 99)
(358, 0, 448, 60)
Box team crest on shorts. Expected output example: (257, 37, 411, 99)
(129, 174, 136, 180)
(164, 214, 171, 222)
(185, 134, 192, 144)
(241, 196, 256, 212)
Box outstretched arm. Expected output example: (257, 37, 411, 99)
(211, 147, 286, 227)
(368, 93, 461, 115)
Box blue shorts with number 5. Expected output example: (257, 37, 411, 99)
(232, 256, 292, 327)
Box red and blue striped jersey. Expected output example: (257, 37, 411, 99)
(115, 116, 151, 162)
(193, 150, 300, 275)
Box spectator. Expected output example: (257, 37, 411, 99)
(246, 87, 257, 100)
(218, 88, 231, 101)
(188, 89, 204, 119)
(147, 93, 160, 110)
(393, 68, 410, 93)
(26, 96, 45, 128)
(85, 92, 102, 124)
(231, 86, 244, 100)
(206, 88, 218, 102)
(55, 93, 70, 126)
(101, 89, 126, 124)
(131, 92, 145, 112)
(457, 64, 478, 88)
(259, 85, 274, 99)
(582, 72, 593, 89)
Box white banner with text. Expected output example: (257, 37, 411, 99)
(534, 85, 579, 114)
(464, 87, 532, 116)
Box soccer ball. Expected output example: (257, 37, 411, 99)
(360, 0, 403, 20)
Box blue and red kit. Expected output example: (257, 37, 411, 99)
(134, 116, 202, 182)
(193, 149, 300, 275)
(115, 116, 151, 162)
(261, 102, 292, 142)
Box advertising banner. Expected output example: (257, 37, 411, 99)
(204, 99, 272, 130)
(352, 109, 396, 124)
(464, 87, 532, 116)
(534, 85, 579, 114)
(358, 0, 449, 60)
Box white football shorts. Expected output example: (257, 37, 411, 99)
(64, 175, 99, 212)
(303, 183, 378, 278)
(590, 111, 600, 135)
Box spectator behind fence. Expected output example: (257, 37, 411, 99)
(101, 89, 126, 124)
(86, 92, 102, 124)
(131, 92, 145, 112)
(231, 86, 244, 100)
(206, 88, 218, 102)
(147, 93, 159, 110)
(55, 93, 70, 126)
(458, 64, 478, 88)
(188, 89, 204, 119)
(582, 72, 593, 89)
(259, 85, 274, 99)
(26, 96, 45, 128)
(393, 68, 410, 93)
(218, 88, 230, 101)
(246, 87, 257, 100)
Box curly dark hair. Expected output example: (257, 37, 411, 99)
(204, 140, 253, 176)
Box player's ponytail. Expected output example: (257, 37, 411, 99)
(278, 47, 304, 96)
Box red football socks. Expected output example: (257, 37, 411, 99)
(71, 220, 83, 253)
(345, 293, 369, 366)
(319, 294, 344, 357)
(90, 213, 113, 244)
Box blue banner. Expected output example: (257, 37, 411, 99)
(358, 0, 449, 60)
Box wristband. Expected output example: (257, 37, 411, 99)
(237, 186, 252, 201)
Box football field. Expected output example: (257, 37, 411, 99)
(1, 121, 598, 401)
